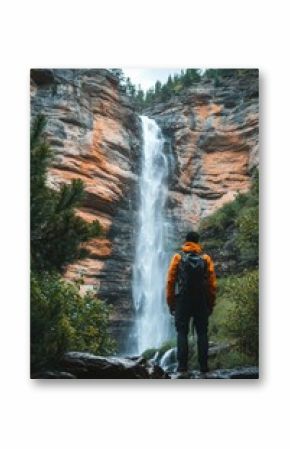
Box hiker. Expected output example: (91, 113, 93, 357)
(166, 231, 217, 377)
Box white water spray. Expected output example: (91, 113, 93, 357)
(132, 116, 172, 354)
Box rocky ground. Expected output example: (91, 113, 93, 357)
(171, 367, 259, 379)
(33, 352, 170, 379)
(32, 352, 258, 380)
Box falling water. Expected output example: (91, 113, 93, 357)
(132, 116, 172, 354)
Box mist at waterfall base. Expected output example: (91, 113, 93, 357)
(130, 116, 174, 356)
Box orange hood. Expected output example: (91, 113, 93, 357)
(181, 241, 203, 253)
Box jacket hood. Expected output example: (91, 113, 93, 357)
(181, 241, 203, 253)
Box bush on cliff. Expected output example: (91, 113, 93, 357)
(199, 172, 259, 365)
(215, 270, 259, 359)
(31, 273, 116, 372)
(236, 175, 259, 265)
(200, 170, 259, 268)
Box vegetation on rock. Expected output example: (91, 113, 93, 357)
(111, 68, 258, 112)
(31, 71, 259, 375)
(30, 116, 115, 373)
(200, 169, 259, 270)
(145, 170, 259, 370)
(202, 171, 259, 365)
(31, 272, 115, 371)
(31, 115, 101, 273)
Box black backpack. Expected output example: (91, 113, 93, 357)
(176, 251, 208, 298)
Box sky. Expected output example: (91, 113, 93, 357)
(123, 68, 184, 91)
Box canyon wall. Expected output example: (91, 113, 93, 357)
(31, 69, 142, 346)
(144, 73, 259, 251)
(31, 69, 258, 350)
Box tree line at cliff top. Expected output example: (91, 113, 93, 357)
(111, 68, 258, 111)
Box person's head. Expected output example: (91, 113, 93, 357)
(185, 231, 200, 243)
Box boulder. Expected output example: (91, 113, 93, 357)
(32, 352, 170, 379)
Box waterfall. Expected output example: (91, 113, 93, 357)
(132, 116, 172, 354)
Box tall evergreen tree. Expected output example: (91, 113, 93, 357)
(173, 73, 179, 83)
(31, 115, 100, 272)
(188, 68, 201, 82)
(135, 85, 145, 111)
(155, 80, 162, 96)
(167, 74, 173, 89)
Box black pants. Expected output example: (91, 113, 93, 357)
(175, 294, 209, 372)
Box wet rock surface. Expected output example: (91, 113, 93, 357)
(170, 366, 259, 379)
(32, 352, 258, 379)
(32, 352, 170, 379)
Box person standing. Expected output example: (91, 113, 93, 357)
(166, 231, 217, 377)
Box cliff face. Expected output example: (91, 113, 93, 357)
(144, 75, 259, 250)
(31, 69, 259, 349)
(31, 69, 142, 345)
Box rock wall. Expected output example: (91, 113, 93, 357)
(144, 73, 259, 250)
(31, 69, 142, 347)
(31, 69, 259, 350)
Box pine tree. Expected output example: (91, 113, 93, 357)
(31, 115, 101, 272)
(167, 74, 173, 89)
(160, 83, 171, 101)
(135, 85, 145, 111)
(188, 69, 201, 83)
(154, 80, 162, 96)
(145, 87, 155, 105)
(183, 69, 193, 86)
(173, 73, 179, 83)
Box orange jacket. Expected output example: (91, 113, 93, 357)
(166, 241, 217, 310)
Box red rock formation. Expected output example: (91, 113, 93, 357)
(31, 69, 259, 349)
(31, 69, 142, 346)
(145, 75, 259, 243)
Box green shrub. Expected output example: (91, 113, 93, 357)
(188, 340, 255, 370)
(220, 270, 259, 359)
(237, 206, 259, 265)
(208, 279, 234, 341)
(209, 349, 256, 370)
(200, 171, 259, 268)
(200, 192, 248, 236)
(31, 272, 116, 372)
